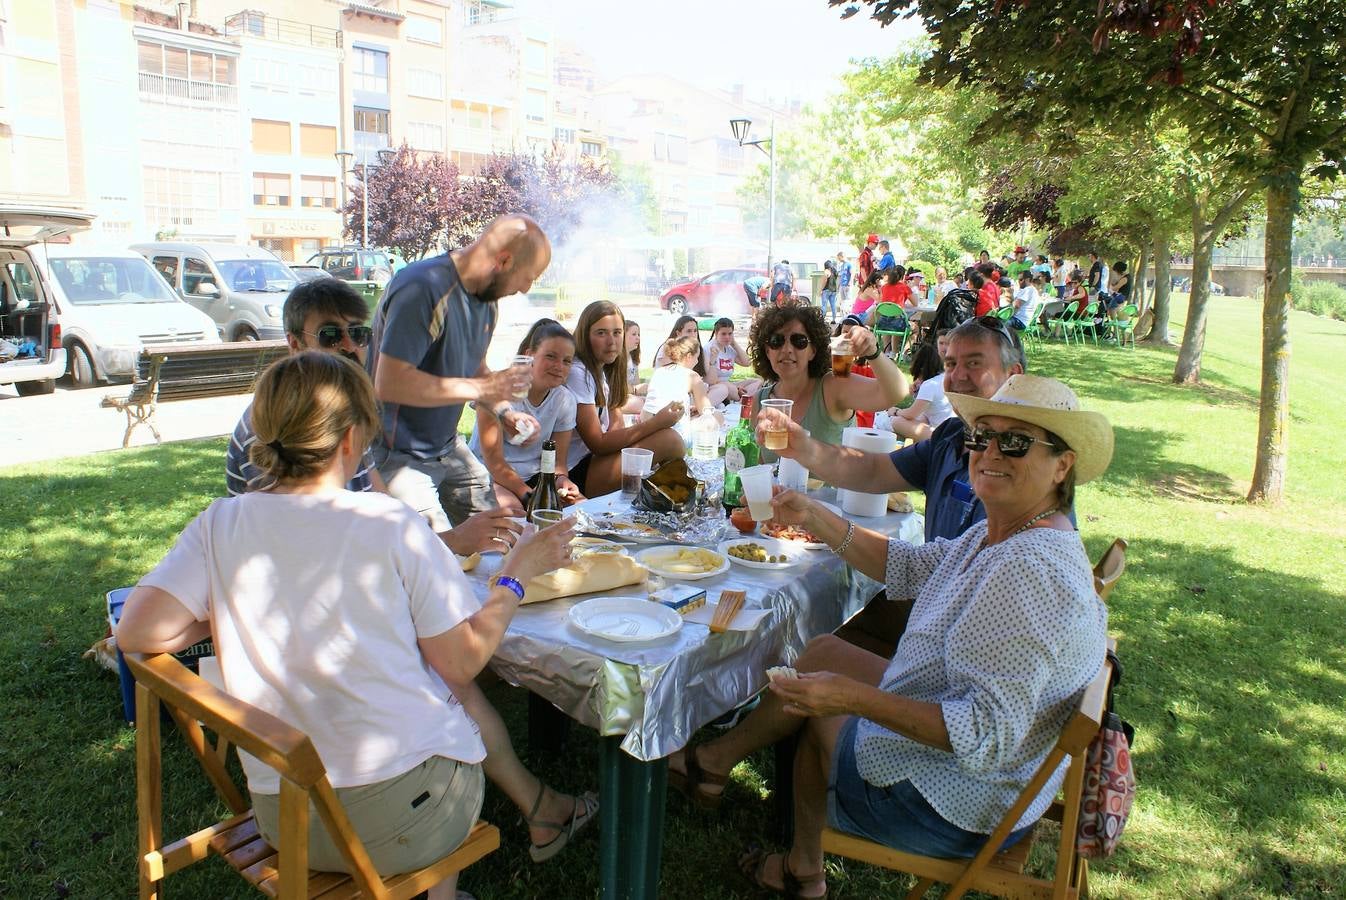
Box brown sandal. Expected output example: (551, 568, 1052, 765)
(667, 745, 729, 810)
(738, 846, 828, 899)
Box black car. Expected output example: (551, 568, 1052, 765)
(306, 248, 393, 286)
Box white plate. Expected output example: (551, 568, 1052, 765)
(568, 596, 683, 643)
(572, 536, 629, 558)
(634, 545, 731, 580)
(717, 538, 805, 570)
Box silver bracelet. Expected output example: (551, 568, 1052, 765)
(831, 520, 856, 556)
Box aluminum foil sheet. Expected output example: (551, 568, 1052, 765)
(573, 492, 732, 546)
(472, 493, 924, 761)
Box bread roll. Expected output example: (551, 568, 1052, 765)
(524, 553, 649, 604)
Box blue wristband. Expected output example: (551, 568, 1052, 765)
(493, 575, 525, 600)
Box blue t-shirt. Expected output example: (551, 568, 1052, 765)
(890, 417, 983, 543)
(367, 254, 497, 459)
(838, 261, 853, 287)
(877, 252, 896, 271)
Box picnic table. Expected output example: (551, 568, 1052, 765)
(466, 489, 924, 899)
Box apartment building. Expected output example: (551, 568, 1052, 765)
(221, 10, 343, 260)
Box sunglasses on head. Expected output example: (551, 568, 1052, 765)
(963, 424, 1061, 457)
(767, 332, 812, 351)
(306, 324, 372, 348)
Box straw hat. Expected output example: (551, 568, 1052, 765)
(946, 374, 1114, 483)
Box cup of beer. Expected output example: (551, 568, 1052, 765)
(761, 398, 794, 451)
(510, 354, 533, 399)
(830, 336, 855, 378)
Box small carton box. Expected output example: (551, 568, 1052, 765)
(650, 584, 707, 615)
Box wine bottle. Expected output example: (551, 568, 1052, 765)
(721, 396, 758, 511)
(525, 439, 562, 516)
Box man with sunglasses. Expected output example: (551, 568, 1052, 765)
(225, 277, 385, 497)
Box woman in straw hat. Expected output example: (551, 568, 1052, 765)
(672, 374, 1112, 899)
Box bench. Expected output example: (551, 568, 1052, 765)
(101, 340, 289, 448)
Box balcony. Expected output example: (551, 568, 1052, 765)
(138, 72, 238, 107)
(223, 11, 342, 49)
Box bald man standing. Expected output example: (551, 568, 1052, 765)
(368, 215, 553, 551)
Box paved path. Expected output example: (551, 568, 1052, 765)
(0, 297, 678, 471)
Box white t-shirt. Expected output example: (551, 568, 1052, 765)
(565, 361, 610, 470)
(1012, 285, 1041, 326)
(469, 386, 577, 481)
(915, 373, 955, 428)
(704, 341, 737, 380)
(138, 491, 486, 794)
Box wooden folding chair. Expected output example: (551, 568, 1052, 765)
(127, 651, 500, 900)
(821, 657, 1112, 900)
(1092, 538, 1128, 603)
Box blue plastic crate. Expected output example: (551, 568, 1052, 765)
(107, 587, 214, 724)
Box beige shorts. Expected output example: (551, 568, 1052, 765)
(252, 755, 484, 876)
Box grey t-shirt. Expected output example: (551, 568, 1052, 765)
(468, 386, 578, 481)
(367, 254, 497, 459)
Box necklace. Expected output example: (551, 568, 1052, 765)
(1010, 507, 1059, 537)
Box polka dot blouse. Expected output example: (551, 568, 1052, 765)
(852, 521, 1107, 834)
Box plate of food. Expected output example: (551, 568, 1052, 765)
(634, 545, 730, 580)
(571, 536, 629, 557)
(760, 520, 829, 550)
(568, 596, 683, 643)
(717, 538, 805, 570)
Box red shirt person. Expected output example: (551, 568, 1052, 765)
(970, 272, 999, 317)
(857, 234, 878, 288)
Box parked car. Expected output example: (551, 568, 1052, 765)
(289, 264, 332, 284)
(1171, 277, 1226, 295)
(0, 207, 92, 395)
(306, 247, 394, 286)
(659, 268, 769, 317)
(132, 242, 297, 341)
(28, 243, 220, 388)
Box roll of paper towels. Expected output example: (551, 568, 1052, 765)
(840, 426, 897, 518)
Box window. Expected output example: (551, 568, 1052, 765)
(354, 107, 390, 164)
(408, 122, 445, 153)
(300, 176, 337, 208)
(554, 127, 575, 144)
(406, 13, 441, 44)
(151, 256, 180, 288)
(581, 140, 601, 157)
(652, 132, 665, 161)
(165, 47, 188, 79)
(299, 124, 337, 158)
(183, 258, 218, 295)
(143, 166, 231, 227)
(252, 172, 291, 207)
(352, 47, 388, 94)
(5, 262, 38, 304)
(354, 107, 389, 135)
(407, 67, 444, 100)
(525, 90, 546, 123)
(667, 135, 688, 164)
(525, 40, 547, 72)
(137, 41, 161, 75)
(251, 119, 291, 154)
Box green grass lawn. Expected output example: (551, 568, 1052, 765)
(2, 296, 1344, 898)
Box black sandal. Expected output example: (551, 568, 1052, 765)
(738, 846, 828, 899)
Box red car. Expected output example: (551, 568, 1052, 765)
(659, 268, 767, 317)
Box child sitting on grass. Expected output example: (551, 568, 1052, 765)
(640, 336, 721, 435)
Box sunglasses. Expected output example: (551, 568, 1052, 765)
(306, 324, 372, 348)
(766, 332, 812, 351)
(963, 425, 1061, 457)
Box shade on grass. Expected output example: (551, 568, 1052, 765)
(1, 296, 1344, 898)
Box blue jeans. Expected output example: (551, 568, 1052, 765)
(827, 717, 1032, 859)
(820, 290, 837, 319)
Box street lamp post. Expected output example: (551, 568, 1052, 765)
(334, 149, 353, 244)
(730, 116, 775, 276)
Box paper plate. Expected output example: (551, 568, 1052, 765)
(717, 538, 805, 570)
(634, 545, 730, 580)
(568, 596, 683, 643)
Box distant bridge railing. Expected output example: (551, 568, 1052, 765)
(1170, 255, 1344, 269)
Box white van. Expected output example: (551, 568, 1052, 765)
(29, 244, 220, 388)
(0, 207, 91, 396)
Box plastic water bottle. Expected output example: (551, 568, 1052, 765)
(688, 418, 723, 506)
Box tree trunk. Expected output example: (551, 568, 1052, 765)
(1147, 234, 1173, 344)
(1134, 245, 1149, 313)
(1173, 214, 1216, 383)
(1247, 178, 1297, 504)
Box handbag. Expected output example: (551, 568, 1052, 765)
(1076, 648, 1136, 859)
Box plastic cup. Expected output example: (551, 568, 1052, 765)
(530, 508, 564, 528)
(778, 456, 809, 493)
(830, 336, 855, 378)
(620, 447, 654, 499)
(738, 463, 776, 521)
(510, 354, 533, 399)
(761, 398, 794, 451)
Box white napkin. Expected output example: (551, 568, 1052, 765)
(684, 601, 771, 632)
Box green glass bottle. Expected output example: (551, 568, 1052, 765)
(721, 396, 758, 511)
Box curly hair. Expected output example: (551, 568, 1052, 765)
(748, 304, 832, 382)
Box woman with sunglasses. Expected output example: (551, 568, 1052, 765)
(565, 301, 685, 496)
(673, 375, 1111, 899)
(746, 305, 908, 462)
(118, 352, 583, 899)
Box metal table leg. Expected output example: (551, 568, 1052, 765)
(599, 737, 667, 900)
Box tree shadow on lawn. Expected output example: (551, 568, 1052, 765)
(1109, 537, 1346, 892)
(1100, 424, 1242, 503)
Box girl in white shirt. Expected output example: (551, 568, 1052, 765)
(889, 342, 954, 442)
(114, 352, 586, 894)
(702, 317, 763, 404)
(640, 336, 720, 432)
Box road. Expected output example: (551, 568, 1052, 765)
(0, 296, 684, 470)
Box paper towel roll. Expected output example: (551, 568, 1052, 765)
(840, 426, 897, 517)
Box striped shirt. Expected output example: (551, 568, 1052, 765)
(225, 402, 375, 496)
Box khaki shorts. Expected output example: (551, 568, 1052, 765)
(373, 441, 497, 533)
(252, 756, 485, 876)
